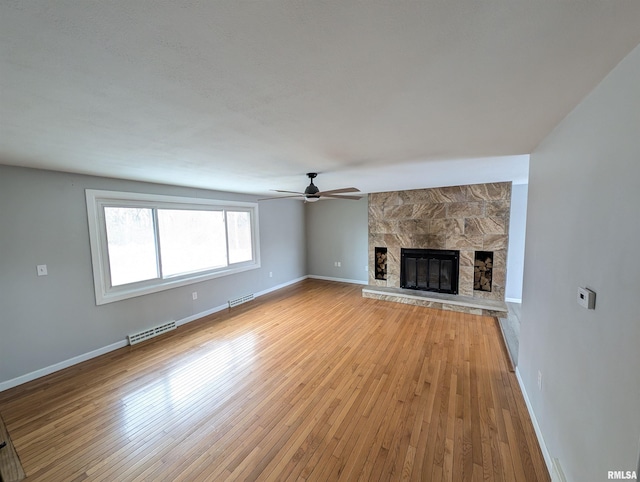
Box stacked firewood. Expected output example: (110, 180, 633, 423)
(474, 254, 493, 291)
(375, 249, 387, 280)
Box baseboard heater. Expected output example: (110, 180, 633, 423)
(128, 321, 176, 345)
(228, 293, 254, 308)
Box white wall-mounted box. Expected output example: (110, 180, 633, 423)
(577, 287, 596, 309)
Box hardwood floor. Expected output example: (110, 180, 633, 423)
(0, 413, 26, 482)
(0, 279, 549, 481)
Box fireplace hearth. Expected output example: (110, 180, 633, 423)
(400, 248, 460, 295)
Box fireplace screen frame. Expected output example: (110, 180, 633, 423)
(400, 248, 460, 295)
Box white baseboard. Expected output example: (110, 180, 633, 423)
(254, 276, 309, 298)
(176, 303, 229, 327)
(0, 339, 128, 392)
(0, 276, 310, 393)
(515, 367, 554, 478)
(506, 297, 522, 303)
(308, 275, 368, 285)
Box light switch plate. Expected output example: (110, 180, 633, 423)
(577, 287, 596, 309)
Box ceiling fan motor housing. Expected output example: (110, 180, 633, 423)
(304, 185, 319, 196)
(304, 173, 319, 196)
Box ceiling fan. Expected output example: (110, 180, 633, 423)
(260, 173, 362, 202)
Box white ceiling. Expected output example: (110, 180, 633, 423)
(1, 1, 639, 196)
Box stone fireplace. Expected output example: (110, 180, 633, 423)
(363, 182, 511, 316)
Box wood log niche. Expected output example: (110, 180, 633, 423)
(474, 251, 493, 292)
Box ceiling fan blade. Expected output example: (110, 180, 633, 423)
(273, 189, 305, 195)
(259, 194, 304, 201)
(320, 194, 362, 201)
(317, 187, 360, 195)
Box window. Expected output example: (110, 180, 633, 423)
(156, 209, 227, 277)
(86, 190, 260, 305)
(104, 207, 159, 286)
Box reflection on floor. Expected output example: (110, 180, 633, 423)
(498, 302, 521, 369)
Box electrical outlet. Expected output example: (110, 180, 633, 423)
(37, 264, 48, 276)
(337, 261, 341, 267)
(537, 371, 542, 390)
(192, 292, 198, 300)
(365, 265, 368, 271)
(269, 271, 273, 278)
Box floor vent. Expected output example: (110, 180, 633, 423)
(229, 293, 254, 308)
(128, 321, 176, 345)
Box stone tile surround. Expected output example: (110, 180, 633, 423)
(367, 182, 512, 307)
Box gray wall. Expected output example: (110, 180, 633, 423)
(0, 165, 306, 385)
(305, 197, 368, 283)
(505, 183, 528, 302)
(519, 45, 640, 481)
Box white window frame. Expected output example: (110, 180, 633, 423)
(86, 189, 260, 305)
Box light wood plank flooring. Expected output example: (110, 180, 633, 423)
(0, 279, 549, 481)
(0, 413, 26, 482)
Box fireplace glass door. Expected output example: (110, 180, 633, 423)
(401, 248, 459, 294)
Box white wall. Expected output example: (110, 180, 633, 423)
(519, 45, 640, 481)
(505, 182, 528, 302)
(0, 165, 306, 387)
(305, 197, 368, 284)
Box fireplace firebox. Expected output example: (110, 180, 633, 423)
(400, 248, 460, 294)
